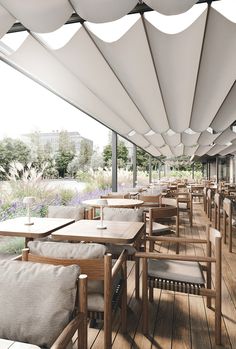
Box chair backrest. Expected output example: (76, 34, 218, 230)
(223, 198, 232, 218)
(190, 185, 204, 194)
(208, 225, 222, 247)
(47, 205, 86, 221)
(176, 192, 192, 208)
(26, 241, 107, 283)
(101, 192, 130, 199)
(207, 188, 212, 200)
(0, 259, 83, 348)
(103, 207, 144, 222)
(148, 206, 179, 237)
(138, 194, 162, 207)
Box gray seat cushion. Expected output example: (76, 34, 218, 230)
(148, 259, 205, 284)
(151, 222, 171, 234)
(0, 260, 80, 348)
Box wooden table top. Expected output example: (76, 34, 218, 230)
(52, 219, 145, 244)
(0, 339, 40, 348)
(83, 198, 144, 208)
(0, 217, 75, 238)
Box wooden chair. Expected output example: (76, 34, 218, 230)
(190, 185, 204, 202)
(22, 241, 127, 349)
(146, 205, 180, 253)
(222, 198, 235, 252)
(103, 207, 145, 299)
(0, 259, 87, 349)
(176, 192, 193, 227)
(136, 225, 222, 345)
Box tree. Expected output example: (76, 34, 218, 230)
(55, 150, 75, 178)
(78, 139, 93, 171)
(0, 138, 31, 179)
(90, 148, 104, 170)
(55, 131, 76, 178)
(102, 141, 128, 168)
(59, 130, 76, 153)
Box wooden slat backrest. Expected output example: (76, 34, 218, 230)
(139, 195, 161, 203)
(22, 250, 105, 280)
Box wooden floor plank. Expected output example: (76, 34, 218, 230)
(172, 294, 191, 349)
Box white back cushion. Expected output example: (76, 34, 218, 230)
(103, 207, 143, 222)
(48, 205, 85, 221)
(0, 260, 80, 348)
(28, 241, 107, 294)
(28, 241, 107, 259)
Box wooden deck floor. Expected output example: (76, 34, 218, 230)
(82, 202, 236, 349)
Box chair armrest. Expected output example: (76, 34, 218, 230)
(11, 254, 22, 261)
(112, 249, 128, 280)
(51, 313, 85, 349)
(135, 252, 216, 263)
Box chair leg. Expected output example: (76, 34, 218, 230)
(149, 286, 154, 302)
(135, 257, 140, 299)
(215, 296, 222, 345)
(142, 258, 148, 335)
(121, 260, 127, 333)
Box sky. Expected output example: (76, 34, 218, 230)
(0, 58, 110, 150)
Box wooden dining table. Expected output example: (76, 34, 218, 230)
(83, 198, 144, 209)
(51, 219, 145, 244)
(0, 338, 40, 348)
(0, 216, 75, 246)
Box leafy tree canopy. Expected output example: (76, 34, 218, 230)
(103, 141, 128, 168)
(0, 138, 31, 179)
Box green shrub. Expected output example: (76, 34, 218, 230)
(58, 188, 77, 205)
(0, 237, 24, 254)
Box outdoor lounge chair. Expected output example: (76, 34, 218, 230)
(176, 192, 193, 226)
(146, 205, 179, 253)
(103, 206, 145, 299)
(136, 225, 222, 345)
(22, 241, 127, 349)
(0, 259, 87, 349)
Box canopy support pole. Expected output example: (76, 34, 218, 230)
(112, 131, 118, 192)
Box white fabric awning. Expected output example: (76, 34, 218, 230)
(0, 0, 235, 159)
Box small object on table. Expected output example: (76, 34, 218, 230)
(96, 199, 108, 229)
(23, 197, 36, 226)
